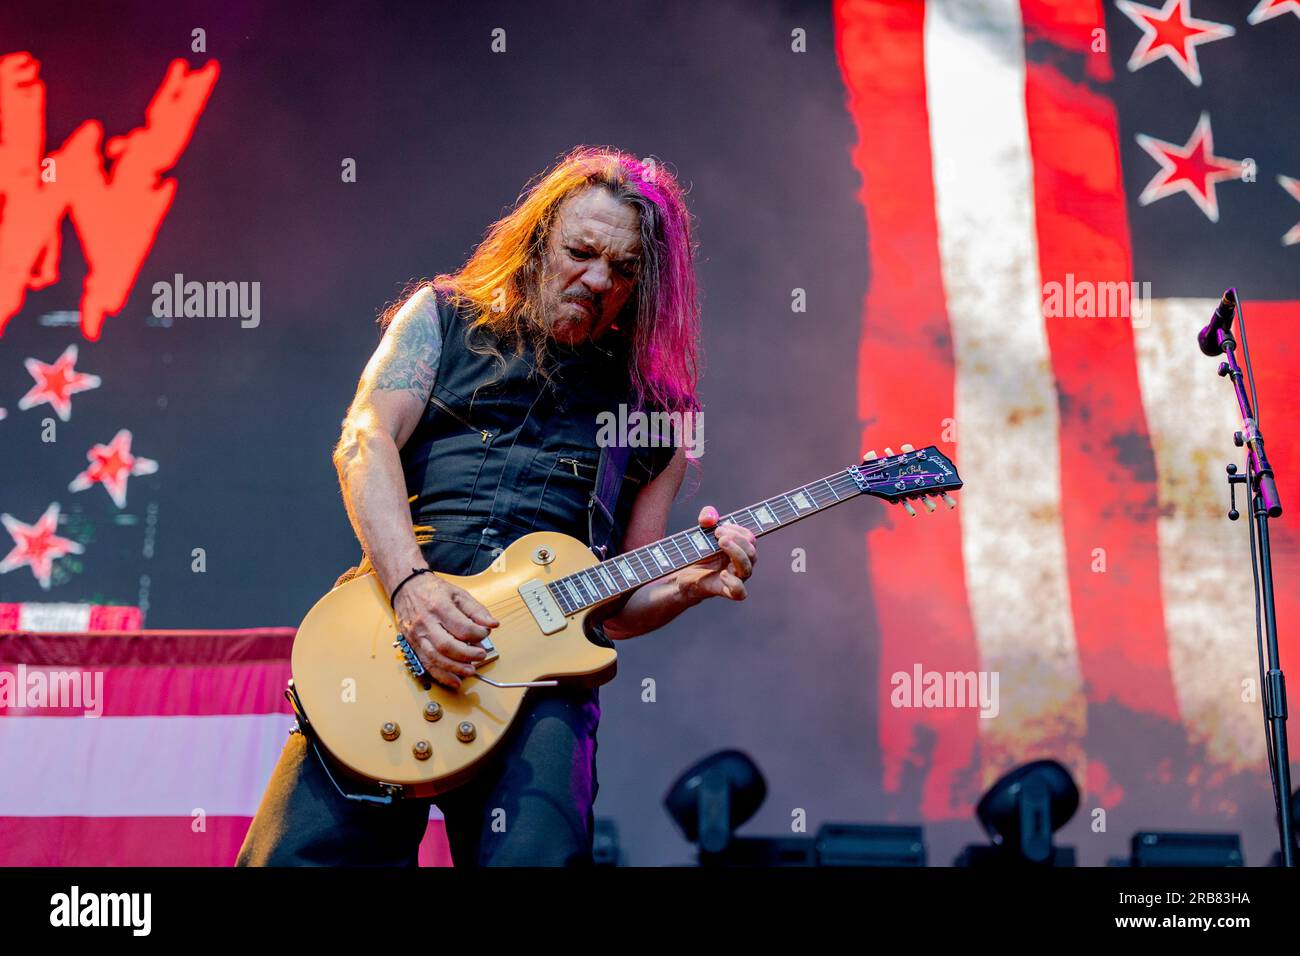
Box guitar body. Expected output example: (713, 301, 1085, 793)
(290, 531, 618, 798)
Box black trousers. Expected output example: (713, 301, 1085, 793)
(235, 685, 601, 867)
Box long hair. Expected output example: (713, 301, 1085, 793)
(386, 146, 701, 417)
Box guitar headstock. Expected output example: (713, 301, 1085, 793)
(849, 444, 962, 515)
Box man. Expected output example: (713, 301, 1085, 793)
(237, 146, 758, 867)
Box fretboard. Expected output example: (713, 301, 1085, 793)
(546, 467, 868, 615)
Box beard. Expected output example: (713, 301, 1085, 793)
(546, 295, 599, 343)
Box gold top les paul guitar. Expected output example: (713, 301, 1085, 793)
(289, 444, 962, 799)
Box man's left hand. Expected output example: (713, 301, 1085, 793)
(675, 505, 758, 603)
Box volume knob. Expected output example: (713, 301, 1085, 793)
(456, 721, 477, 743)
(380, 722, 400, 741)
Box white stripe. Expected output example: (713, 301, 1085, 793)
(0, 714, 293, 816)
(925, 0, 1086, 772)
(1133, 299, 1262, 772)
(0, 714, 446, 819)
(18, 603, 92, 632)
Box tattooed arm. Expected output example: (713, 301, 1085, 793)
(333, 286, 442, 589)
(332, 285, 498, 689)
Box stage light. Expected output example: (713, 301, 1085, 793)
(1129, 832, 1243, 867)
(955, 759, 1079, 866)
(814, 823, 927, 867)
(664, 751, 928, 866)
(663, 750, 767, 856)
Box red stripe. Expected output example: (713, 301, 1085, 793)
(0, 663, 293, 716)
(87, 606, 144, 631)
(1019, 0, 1114, 81)
(1023, 55, 1182, 739)
(835, 0, 983, 819)
(0, 628, 295, 665)
(0, 816, 452, 866)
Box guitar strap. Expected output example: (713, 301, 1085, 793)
(587, 441, 631, 560)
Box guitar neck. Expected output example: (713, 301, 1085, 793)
(545, 466, 867, 615)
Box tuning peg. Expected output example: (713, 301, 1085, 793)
(884, 447, 894, 457)
(863, 450, 877, 461)
(901, 500, 916, 517)
(922, 497, 937, 512)
(901, 443, 914, 452)
(940, 493, 957, 509)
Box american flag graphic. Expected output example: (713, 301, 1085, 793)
(836, 0, 1299, 824)
(0, 626, 453, 865)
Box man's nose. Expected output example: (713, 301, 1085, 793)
(581, 259, 614, 293)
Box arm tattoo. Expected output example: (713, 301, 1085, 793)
(374, 303, 442, 399)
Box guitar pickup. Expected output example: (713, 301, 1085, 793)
(518, 579, 566, 634)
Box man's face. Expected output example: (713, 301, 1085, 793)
(539, 186, 642, 346)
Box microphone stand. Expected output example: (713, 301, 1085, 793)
(1211, 300, 1293, 867)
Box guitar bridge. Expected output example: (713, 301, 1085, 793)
(395, 633, 500, 678)
(394, 633, 426, 677)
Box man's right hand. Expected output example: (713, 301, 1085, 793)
(392, 572, 500, 690)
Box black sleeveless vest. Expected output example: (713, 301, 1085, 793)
(399, 290, 674, 577)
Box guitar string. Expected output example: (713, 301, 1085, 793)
(407, 466, 950, 663)
(435, 466, 925, 621)
(474, 465, 937, 618)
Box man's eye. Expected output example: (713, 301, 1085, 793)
(567, 247, 591, 260)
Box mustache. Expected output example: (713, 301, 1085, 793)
(562, 292, 599, 310)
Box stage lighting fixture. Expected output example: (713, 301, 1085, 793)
(664, 750, 767, 856)
(1129, 831, 1243, 867)
(956, 759, 1079, 866)
(664, 751, 928, 866)
(814, 823, 927, 866)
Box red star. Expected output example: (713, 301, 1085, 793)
(69, 429, 160, 508)
(1279, 176, 1300, 246)
(1116, 0, 1235, 87)
(17, 345, 102, 422)
(1136, 113, 1243, 222)
(1248, 0, 1300, 25)
(0, 503, 84, 591)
